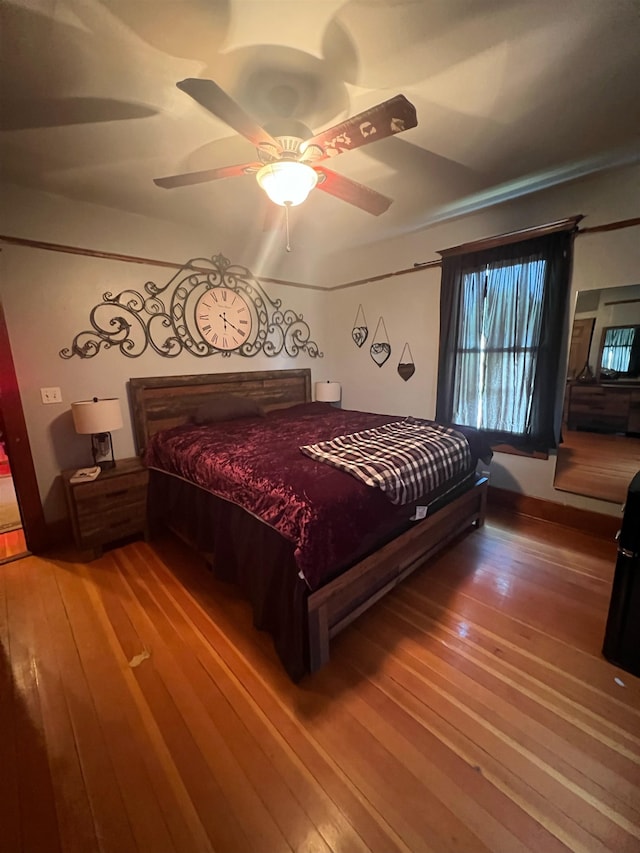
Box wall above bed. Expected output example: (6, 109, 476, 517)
(60, 253, 323, 362)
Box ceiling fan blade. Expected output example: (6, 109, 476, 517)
(154, 162, 261, 189)
(0, 97, 157, 131)
(300, 94, 417, 162)
(314, 167, 393, 216)
(177, 78, 282, 157)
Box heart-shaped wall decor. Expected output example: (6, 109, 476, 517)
(352, 304, 368, 349)
(352, 325, 368, 348)
(370, 341, 391, 367)
(398, 362, 415, 381)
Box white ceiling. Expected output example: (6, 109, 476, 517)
(2, 0, 639, 266)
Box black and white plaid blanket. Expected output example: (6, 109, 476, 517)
(300, 417, 472, 505)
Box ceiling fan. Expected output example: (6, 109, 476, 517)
(154, 78, 418, 217)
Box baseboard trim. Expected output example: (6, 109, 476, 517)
(488, 486, 620, 540)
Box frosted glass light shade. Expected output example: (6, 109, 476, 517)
(315, 381, 341, 403)
(71, 397, 123, 435)
(256, 161, 318, 206)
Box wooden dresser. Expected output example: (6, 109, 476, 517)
(62, 456, 149, 558)
(567, 382, 640, 434)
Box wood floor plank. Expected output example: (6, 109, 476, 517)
(323, 660, 566, 853)
(404, 552, 640, 723)
(349, 613, 640, 848)
(112, 547, 337, 853)
(3, 506, 639, 853)
(379, 595, 640, 793)
(74, 555, 215, 853)
(103, 551, 296, 853)
(35, 558, 140, 853)
(115, 542, 399, 853)
(0, 564, 22, 853)
(345, 631, 633, 853)
(53, 558, 185, 853)
(202, 583, 598, 853)
(0, 526, 28, 564)
(24, 557, 99, 853)
(139, 538, 412, 853)
(555, 430, 640, 504)
(85, 552, 258, 853)
(5, 559, 62, 853)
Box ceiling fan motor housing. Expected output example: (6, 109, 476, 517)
(259, 135, 305, 163)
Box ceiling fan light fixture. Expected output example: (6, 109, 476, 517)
(256, 161, 318, 207)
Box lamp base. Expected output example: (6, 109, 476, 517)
(91, 431, 116, 470)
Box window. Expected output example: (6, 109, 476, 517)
(436, 226, 576, 451)
(601, 326, 635, 374)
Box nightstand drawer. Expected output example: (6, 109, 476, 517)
(76, 506, 147, 548)
(74, 471, 148, 515)
(62, 457, 149, 558)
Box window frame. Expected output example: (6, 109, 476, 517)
(436, 220, 579, 452)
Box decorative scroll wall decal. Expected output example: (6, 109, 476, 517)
(60, 253, 323, 360)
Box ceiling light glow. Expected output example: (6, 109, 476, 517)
(256, 161, 318, 207)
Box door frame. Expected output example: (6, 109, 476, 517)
(0, 299, 48, 552)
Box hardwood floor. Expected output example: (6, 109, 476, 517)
(1, 509, 639, 853)
(0, 526, 28, 563)
(554, 428, 640, 504)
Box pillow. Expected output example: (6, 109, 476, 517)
(192, 394, 264, 424)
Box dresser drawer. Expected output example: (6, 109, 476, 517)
(568, 384, 632, 432)
(629, 390, 640, 434)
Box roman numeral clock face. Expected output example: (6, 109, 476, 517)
(195, 287, 253, 351)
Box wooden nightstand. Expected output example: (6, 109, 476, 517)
(62, 456, 149, 559)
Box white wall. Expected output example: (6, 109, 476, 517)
(321, 267, 441, 420)
(320, 164, 640, 517)
(2, 165, 639, 525)
(0, 185, 326, 522)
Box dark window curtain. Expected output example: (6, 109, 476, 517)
(436, 230, 574, 451)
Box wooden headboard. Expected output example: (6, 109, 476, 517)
(128, 368, 312, 455)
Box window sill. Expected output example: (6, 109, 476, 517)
(491, 443, 549, 461)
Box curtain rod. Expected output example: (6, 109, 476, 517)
(437, 216, 584, 259)
(332, 216, 639, 289)
(1, 216, 638, 292)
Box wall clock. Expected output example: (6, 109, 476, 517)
(195, 286, 253, 351)
(60, 253, 322, 360)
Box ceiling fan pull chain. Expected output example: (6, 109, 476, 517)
(285, 202, 292, 252)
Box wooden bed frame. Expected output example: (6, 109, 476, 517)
(129, 368, 488, 674)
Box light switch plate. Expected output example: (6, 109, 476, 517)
(41, 387, 62, 404)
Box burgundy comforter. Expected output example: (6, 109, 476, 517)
(144, 402, 490, 591)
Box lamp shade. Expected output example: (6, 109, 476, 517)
(71, 397, 123, 435)
(256, 161, 318, 207)
(315, 381, 341, 403)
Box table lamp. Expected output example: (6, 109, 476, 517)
(71, 397, 123, 470)
(315, 381, 341, 405)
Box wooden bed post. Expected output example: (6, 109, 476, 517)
(307, 603, 330, 672)
(306, 476, 488, 674)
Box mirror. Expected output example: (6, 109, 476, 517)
(554, 283, 640, 504)
(597, 325, 640, 379)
